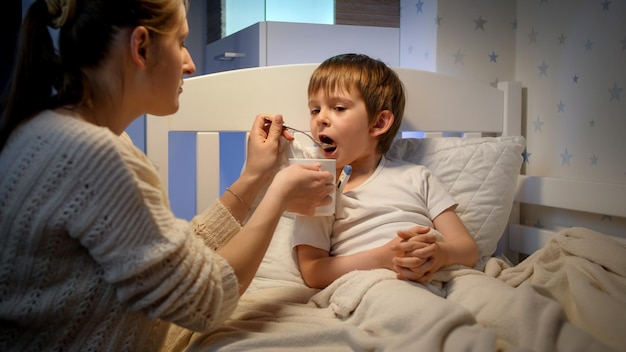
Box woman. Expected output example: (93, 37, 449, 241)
(0, 0, 334, 350)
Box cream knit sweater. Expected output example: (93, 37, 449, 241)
(0, 111, 242, 351)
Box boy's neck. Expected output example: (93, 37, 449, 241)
(339, 152, 383, 192)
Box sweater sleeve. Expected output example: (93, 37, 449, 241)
(64, 130, 240, 332)
(191, 201, 242, 250)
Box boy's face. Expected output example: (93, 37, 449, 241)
(308, 88, 380, 169)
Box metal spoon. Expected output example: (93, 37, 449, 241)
(263, 118, 333, 149)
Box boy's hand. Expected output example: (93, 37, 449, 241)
(390, 225, 443, 283)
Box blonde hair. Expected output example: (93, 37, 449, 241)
(308, 54, 406, 154)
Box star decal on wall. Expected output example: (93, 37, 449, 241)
(538, 60, 549, 76)
(589, 119, 596, 127)
(453, 49, 465, 64)
(490, 78, 499, 88)
(557, 100, 565, 112)
(584, 39, 593, 51)
(561, 148, 573, 165)
(528, 28, 538, 44)
(416, 0, 424, 14)
(609, 82, 622, 101)
(511, 19, 517, 30)
(435, 16, 442, 25)
(591, 154, 599, 165)
(558, 33, 566, 45)
(522, 148, 531, 164)
(621, 37, 626, 51)
(489, 51, 498, 62)
(474, 16, 487, 31)
(533, 116, 544, 132)
(601, 0, 611, 11)
(572, 74, 579, 83)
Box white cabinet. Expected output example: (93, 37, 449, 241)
(205, 21, 400, 73)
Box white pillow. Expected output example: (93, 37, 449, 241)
(255, 136, 525, 282)
(387, 136, 526, 268)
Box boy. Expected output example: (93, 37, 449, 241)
(293, 54, 478, 289)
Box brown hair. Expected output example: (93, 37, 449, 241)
(308, 53, 406, 154)
(0, 0, 189, 150)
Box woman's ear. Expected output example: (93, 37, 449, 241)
(370, 110, 394, 137)
(129, 26, 150, 69)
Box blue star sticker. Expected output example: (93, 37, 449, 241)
(490, 78, 499, 88)
(609, 83, 622, 101)
(591, 154, 598, 165)
(489, 51, 498, 62)
(589, 119, 596, 127)
(538, 60, 549, 76)
(558, 33, 566, 45)
(561, 148, 573, 165)
(621, 37, 626, 51)
(522, 148, 531, 164)
(528, 28, 538, 44)
(474, 16, 487, 31)
(435, 16, 442, 25)
(511, 19, 517, 30)
(584, 40, 593, 51)
(533, 116, 544, 132)
(572, 74, 579, 83)
(557, 100, 565, 112)
(416, 0, 424, 14)
(453, 49, 465, 64)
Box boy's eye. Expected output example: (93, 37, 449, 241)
(310, 109, 320, 115)
(335, 106, 346, 112)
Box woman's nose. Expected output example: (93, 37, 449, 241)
(183, 47, 196, 75)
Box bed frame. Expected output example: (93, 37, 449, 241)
(145, 63, 625, 263)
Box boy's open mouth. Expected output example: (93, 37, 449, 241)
(319, 135, 337, 153)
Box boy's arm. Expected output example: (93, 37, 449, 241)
(431, 209, 479, 267)
(296, 244, 399, 289)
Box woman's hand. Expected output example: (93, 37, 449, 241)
(242, 114, 292, 185)
(266, 163, 335, 216)
(390, 225, 443, 283)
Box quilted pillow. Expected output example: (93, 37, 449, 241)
(387, 136, 525, 268)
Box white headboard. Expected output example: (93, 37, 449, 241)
(146, 64, 521, 212)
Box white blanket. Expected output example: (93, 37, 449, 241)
(183, 227, 626, 352)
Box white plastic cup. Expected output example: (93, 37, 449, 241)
(288, 158, 336, 216)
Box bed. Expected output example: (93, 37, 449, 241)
(146, 64, 626, 351)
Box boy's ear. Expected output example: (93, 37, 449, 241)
(370, 110, 394, 137)
(129, 26, 151, 69)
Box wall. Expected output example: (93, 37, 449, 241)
(399, 0, 625, 235)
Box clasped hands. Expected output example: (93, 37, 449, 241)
(388, 225, 443, 284)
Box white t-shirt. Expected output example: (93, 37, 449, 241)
(292, 156, 456, 256)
